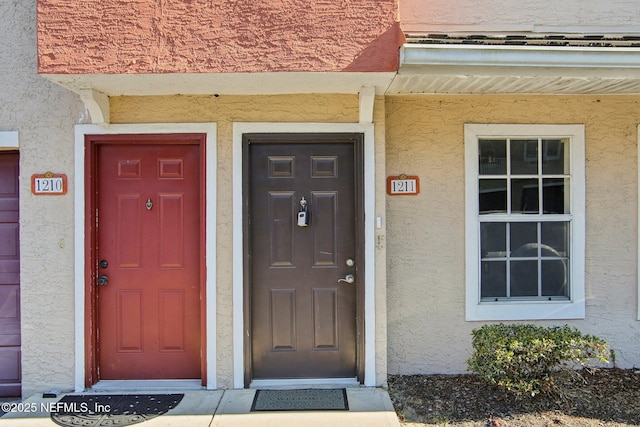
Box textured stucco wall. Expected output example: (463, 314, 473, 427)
(37, 0, 402, 74)
(385, 95, 640, 374)
(400, 0, 640, 32)
(111, 94, 389, 388)
(1, 0, 86, 396)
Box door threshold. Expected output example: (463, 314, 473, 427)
(90, 380, 204, 392)
(249, 378, 360, 389)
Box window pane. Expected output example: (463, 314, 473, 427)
(543, 178, 569, 214)
(479, 179, 507, 214)
(510, 260, 538, 296)
(481, 261, 506, 298)
(510, 223, 537, 254)
(542, 138, 569, 175)
(481, 223, 506, 258)
(510, 139, 538, 175)
(541, 222, 569, 256)
(479, 139, 507, 175)
(541, 259, 568, 297)
(511, 179, 538, 213)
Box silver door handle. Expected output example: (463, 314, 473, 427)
(338, 274, 354, 284)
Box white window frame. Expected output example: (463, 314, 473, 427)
(465, 124, 585, 321)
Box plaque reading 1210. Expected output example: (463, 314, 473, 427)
(387, 174, 420, 196)
(31, 172, 67, 195)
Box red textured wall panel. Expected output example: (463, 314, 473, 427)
(37, 0, 402, 74)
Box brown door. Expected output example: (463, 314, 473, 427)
(96, 141, 201, 379)
(247, 135, 362, 381)
(0, 153, 20, 396)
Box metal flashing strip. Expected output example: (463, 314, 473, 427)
(400, 43, 640, 70)
(405, 33, 640, 48)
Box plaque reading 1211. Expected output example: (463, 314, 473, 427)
(31, 172, 67, 195)
(387, 174, 420, 196)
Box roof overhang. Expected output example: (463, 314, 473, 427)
(41, 43, 640, 124)
(41, 71, 394, 124)
(388, 44, 640, 94)
(42, 72, 395, 97)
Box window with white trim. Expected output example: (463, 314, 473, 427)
(465, 125, 585, 321)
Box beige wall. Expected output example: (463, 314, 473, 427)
(111, 94, 389, 387)
(400, 0, 640, 33)
(1, 0, 85, 396)
(385, 95, 640, 374)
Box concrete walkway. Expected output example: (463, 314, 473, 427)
(0, 388, 400, 427)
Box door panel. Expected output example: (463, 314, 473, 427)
(0, 152, 20, 396)
(97, 143, 200, 379)
(249, 140, 358, 380)
(270, 289, 296, 350)
(312, 288, 338, 349)
(312, 192, 338, 267)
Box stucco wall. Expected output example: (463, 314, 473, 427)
(1, 0, 86, 396)
(111, 94, 389, 388)
(385, 95, 640, 374)
(37, 0, 402, 74)
(400, 0, 640, 33)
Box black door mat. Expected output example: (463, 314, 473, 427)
(50, 393, 183, 427)
(251, 389, 348, 412)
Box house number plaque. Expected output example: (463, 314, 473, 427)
(31, 172, 68, 195)
(387, 174, 420, 196)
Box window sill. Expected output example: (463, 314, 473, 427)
(466, 299, 585, 321)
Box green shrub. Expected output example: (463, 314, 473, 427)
(467, 324, 612, 397)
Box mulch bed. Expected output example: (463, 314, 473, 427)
(388, 368, 640, 426)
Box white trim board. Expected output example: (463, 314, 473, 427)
(249, 378, 360, 389)
(73, 123, 217, 391)
(0, 131, 19, 148)
(232, 122, 376, 388)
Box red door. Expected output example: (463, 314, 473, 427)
(0, 153, 20, 396)
(96, 141, 201, 379)
(248, 137, 361, 381)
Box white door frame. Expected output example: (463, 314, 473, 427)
(232, 122, 376, 388)
(73, 123, 217, 391)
